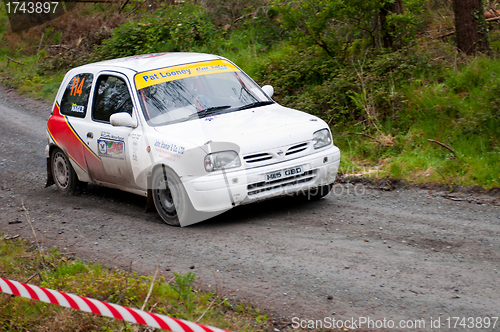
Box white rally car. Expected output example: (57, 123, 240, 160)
(46, 53, 341, 226)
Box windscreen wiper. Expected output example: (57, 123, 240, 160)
(185, 105, 231, 121)
(238, 101, 274, 111)
(198, 105, 231, 117)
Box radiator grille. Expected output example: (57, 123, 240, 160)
(247, 170, 317, 196)
(286, 142, 308, 156)
(243, 153, 273, 163)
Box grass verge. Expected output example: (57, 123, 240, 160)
(333, 55, 500, 190)
(0, 234, 270, 331)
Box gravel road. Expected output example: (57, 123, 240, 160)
(1, 85, 499, 331)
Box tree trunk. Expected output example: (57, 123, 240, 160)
(452, 0, 490, 54)
(380, 0, 403, 50)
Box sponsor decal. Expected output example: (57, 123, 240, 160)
(131, 133, 141, 162)
(71, 103, 85, 113)
(204, 115, 218, 121)
(100, 131, 124, 142)
(135, 60, 239, 90)
(130, 133, 142, 139)
(98, 139, 125, 159)
(153, 140, 184, 162)
(153, 140, 185, 155)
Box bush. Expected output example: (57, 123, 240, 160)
(94, 3, 216, 60)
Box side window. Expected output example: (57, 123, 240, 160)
(60, 73, 93, 118)
(93, 75, 133, 123)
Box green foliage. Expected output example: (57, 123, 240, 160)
(0, 5, 8, 53)
(384, 0, 426, 48)
(172, 271, 196, 317)
(253, 42, 451, 126)
(172, 271, 195, 301)
(95, 3, 216, 60)
(336, 55, 500, 189)
(273, 0, 426, 58)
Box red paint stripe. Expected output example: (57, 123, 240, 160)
(3, 279, 21, 296)
(65, 116, 100, 160)
(198, 324, 219, 332)
(195, 323, 214, 332)
(123, 306, 147, 325)
(171, 317, 196, 332)
(80, 297, 102, 315)
(145, 311, 172, 330)
(194, 322, 218, 332)
(53, 102, 61, 115)
(47, 110, 89, 172)
(39, 287, 60, 305)
(101, 301, 124, 321)
(19, 281, 40, 301)
(60, 292, 80, 309)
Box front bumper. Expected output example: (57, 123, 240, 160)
(183, 145, 341, 212)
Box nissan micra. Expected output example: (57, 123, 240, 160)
(46, 53, 341, 226)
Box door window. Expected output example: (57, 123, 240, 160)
(60, 73, 93, 118)
(93, 75, 133, 123)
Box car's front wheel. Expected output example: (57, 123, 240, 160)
(152, 166, 182, 226)
(51, 148, 78, 194)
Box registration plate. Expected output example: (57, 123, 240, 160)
(265, 166, 303, 182)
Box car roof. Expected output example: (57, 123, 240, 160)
(76, 52, 224, 73)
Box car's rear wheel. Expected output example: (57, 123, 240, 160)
(306, 183, 333, 200)
(51, 148, 78, 194)
(152, 166, 181, 226)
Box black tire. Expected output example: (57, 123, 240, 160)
(306, 183, 333, 201)
(152, 166, 181, 226)
(51, 148, 78, 194)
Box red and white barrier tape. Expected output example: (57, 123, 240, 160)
(0, 278, 230, 332)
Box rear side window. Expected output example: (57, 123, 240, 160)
(60, 73, 93, 118)
(93, 75, 133, 123)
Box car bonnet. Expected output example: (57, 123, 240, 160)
(152, 103, 328, 154)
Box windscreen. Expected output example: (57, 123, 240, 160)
(135, 60, 271, 126)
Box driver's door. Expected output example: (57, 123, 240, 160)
(84, 73, 137, 187)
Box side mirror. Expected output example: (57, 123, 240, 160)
(261, 85, 274, 98)
(110, 112, 137, 128)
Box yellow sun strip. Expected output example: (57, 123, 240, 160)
(135, 60, 240, 90)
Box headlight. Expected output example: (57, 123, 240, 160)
(204, 150, 241, 172)
(313, 129, 332, 149)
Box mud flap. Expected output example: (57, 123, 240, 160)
(45, 158, 54, 188)
(145, 189, 155, 213)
